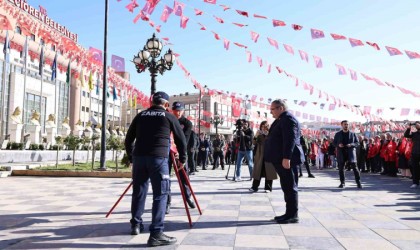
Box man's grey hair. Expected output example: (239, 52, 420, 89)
(272, 99, 288, 110)
(152, 98, 168, 106)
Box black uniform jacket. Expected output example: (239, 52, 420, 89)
(125, 106, 187, 163)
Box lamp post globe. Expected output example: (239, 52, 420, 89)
(132, 33, 174, 96)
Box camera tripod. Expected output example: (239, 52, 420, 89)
(106, 150, 202, 228)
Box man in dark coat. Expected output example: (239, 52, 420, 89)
(264, 99, 304, 224)
(198, 133, 210, 170)
(188, 130, 199, 174)
(404, 121, 420, 189)
(333, 120, 362, 189)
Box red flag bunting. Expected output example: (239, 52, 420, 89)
(232, 22, 247, 27)
(299, 50, 309, 62)
(223, 39, 230, 50)
(349, 38, 364, 47)
(385, 46, 403, 56)
(204, 0, 216, 4)
(250, 31, 260, 43)
(160, 5, 173, 22)
(267, 37, 279, 49)
(246, 51, 252, 62)
(330, 33, 346, 40)
(236, 10, 249, 17)
(366, 41, 380, 50)
(273, 19, 286, 27)
(180, 16, 189, 29)
(405, 50, 420, 59)
(335, 64, 346, 75)
(213, 15, 224, 23)
(234, 42, 247, 49)
(292, 24, 303, 30)
(173, 1, 185, 16)
(311, 28, 325, 39)
(253, 14, 267, 19)
(283, 44, 294, 55)
(194, 8, 203, 15)
(313, 56, 323, 68)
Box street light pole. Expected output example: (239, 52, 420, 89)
(194, 85, 207, 135)
(132, 33, 175, 96)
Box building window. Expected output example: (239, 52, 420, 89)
(25, 93, 47, 129)
(40, 39, 45, 45)
(82, 106, 85, 112)
(15, 26, 21, 34)
(86, 107, 90, 113)
(82, 91, 86, 97)
(51, 45, 56, 51)
(30, 34, 35, 41)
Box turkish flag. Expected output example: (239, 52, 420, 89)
(283, 44, 294, 55)
(89, 47, 103, 64)
(405, 50, 420, 59)
(363, 106, 371, 115)
(299, 50, 309, 62)
(267, 64, 271, 73)
(236, 10, 249, 17)
(194, 8, 203, 15)
(330, 33, 346, 40)
(313, 56, 323, 68)
(335, 64, 346, 75)
(234, 42, 247, 49)
(126, 0, 139, 12)
(250, 31, 259, 42)
(272, 19, 286, 27)
(366, 41, 380, 50)
(232, 98, 241, 117)
(212, 31, 220, 40)
(0, 14, 12, 30)
(232, 22, 247, 27)
(292, 24, 303, 30)
(267, 37, 279, 49)
(329, 104, 336, 111)
(198, 23, 206, 30)
(213, 15, 224, 23)
(256, 56, 263, 67)
(111, 55, 125, 72)
(180, 16, 189, 29)
(253, 14, 267, 19)
(311, 28, 325, 39)
(173, 1, 185, 16)
(385, 46, 402, 56)
(220, 5, 230, 11)
(160, 5, 173, 22)
(246, 51, 252, 62)
(349, 69, 357, 80)
(275, 66, 283, 74)
(349, 38, 364, 47)
(204, 0, 216, 4)
(401, 108, 410, 116)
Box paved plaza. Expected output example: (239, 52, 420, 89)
(0, 166, 419, 249)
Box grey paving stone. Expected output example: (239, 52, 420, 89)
(326, 227, 383, 239)
(391, 240, 420, 250)
(181, 233, 235, 246)
(286, 236, 345, 250)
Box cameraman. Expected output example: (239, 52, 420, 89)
(404, 121, 420, 189)
(235, 119, 254, 181)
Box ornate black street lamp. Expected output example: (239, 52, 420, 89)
(132, 33, 175, 96)
(194, 85, 207, 135)
(210, 113, 224, 135)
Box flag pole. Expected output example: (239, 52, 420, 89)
(39, 45, 44, 142)
(21, 36, 28, 144)
(0, 31, 9, 141)
(100, 0, 109, 170)
(119, 84, 122, 129)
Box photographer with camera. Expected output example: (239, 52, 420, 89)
(234, 119, 254, 181)
(404, 121, 420, 189)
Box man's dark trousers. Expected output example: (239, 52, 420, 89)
(274, 163, 299, 218)
(338, 162, 360, 184)
(131, 156, 170, 234)
(188, 150, 197, 173)
(198, 150, 208, 169)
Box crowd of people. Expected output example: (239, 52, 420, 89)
(124, 90, 420, 247)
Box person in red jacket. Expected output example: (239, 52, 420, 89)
(397, 136, 410, 178)
(384, 133, 398, 177)
(380, 135, 389, 175)
(404, 139, 413, 178)
(367, 138, 378, 173)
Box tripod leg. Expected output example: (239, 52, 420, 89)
(179, 165, 202, 215)
(106, 181, 132, 218)
(225, 162, 231, 179)
(170, 152, 193, 227)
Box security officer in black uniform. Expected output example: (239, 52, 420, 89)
(125, 91, 186, 247)
(166, 101, 195, 214)
(212, 134, 226, 170)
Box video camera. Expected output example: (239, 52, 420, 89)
(234, 119, 247, 135)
